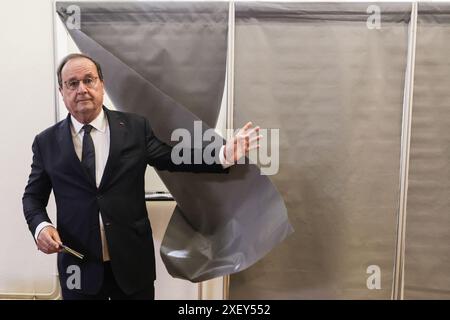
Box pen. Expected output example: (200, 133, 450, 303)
(61, 244, 84, 260)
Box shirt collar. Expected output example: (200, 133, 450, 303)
(70, 108, 107, 137)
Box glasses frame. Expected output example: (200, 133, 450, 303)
(63, 76, 99, 91)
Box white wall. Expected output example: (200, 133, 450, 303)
(0, 0, 225, 299)
(0, 0, 59, 298)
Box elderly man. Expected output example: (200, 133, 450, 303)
(22, 53, 260, 300)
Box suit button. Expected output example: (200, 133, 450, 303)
(97, 195, 103, 200)
(105, 222, 111, 226)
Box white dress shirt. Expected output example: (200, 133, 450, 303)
(34, 109, 230, 262)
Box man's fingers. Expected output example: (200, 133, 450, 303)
(249, 135, 263, 144)
(43, 244, 54, 254)
(236, 124, 258, 140)
(247, 126, 260, 135)
(39, 247, 49, 254)
(51, 231, 63, 249)
(239, 121, 253, 134)
(228, 122, 261, 161)
(244, 135, 262, 151)
(40, 236, 53, 249)
(240, 126, 260, 142)
(41, 237, 58, 253)
(46, 234, 60, 250)
(37, 241, 52, 254)
(39, 244, 58, 254)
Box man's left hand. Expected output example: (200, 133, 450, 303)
(223, 121, 262, 165)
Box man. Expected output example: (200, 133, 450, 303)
(22, 53, 260, 299)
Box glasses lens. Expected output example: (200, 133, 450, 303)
(83, 77, 96, 88)
(67, 80, 79, 90)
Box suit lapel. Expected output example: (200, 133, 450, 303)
(57, 114, 97, 189)
(98, 106, 127, 191)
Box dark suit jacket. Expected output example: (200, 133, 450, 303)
(22, 106, 227, 295)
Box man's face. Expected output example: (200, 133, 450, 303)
(59, 57, 104, 123)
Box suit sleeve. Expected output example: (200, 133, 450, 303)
(22, 135, 53, 238)
(144, 118, 228, 173)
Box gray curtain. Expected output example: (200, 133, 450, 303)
(231, 2, 410, 299)
(56, 1, 292, 282)
(404, 3, 450, 299)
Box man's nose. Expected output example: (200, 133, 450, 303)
(76, 81, 88, 93)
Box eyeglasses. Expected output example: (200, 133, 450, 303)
(64, 77, 99, 91)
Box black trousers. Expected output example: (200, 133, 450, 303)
(62, 262, 154, 300)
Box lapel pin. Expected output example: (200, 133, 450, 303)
(119, 122, 124, 126)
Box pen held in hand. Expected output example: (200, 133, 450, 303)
(61, 244, 84, 260)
